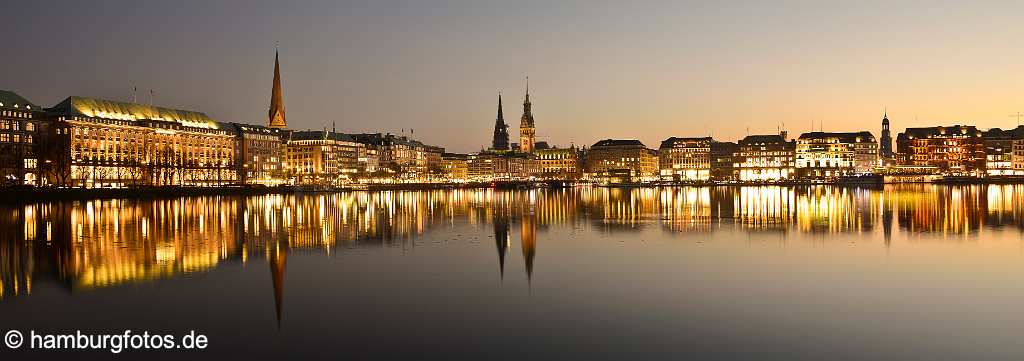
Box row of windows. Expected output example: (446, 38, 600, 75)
(0, 120, 33, 131)
(1, 110, 30, 118)
(0, 134, 32, 143)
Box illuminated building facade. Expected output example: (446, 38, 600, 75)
(466, 152, 495, 181)
(534, 145, 582, 180)
(734, 134, 796, 181)
(40, 96, 237, 187)
(229, 123, 285, 185)
(440, 153, 468, 182)
(466, 151, 537, 181)
(1013, 128, 1024, 174)
(896, 125, 985, 174)
(350, 133, 444, 181)
(0, 90, 40, 185)
(658, 137, 712, 181)
(585, 139, 658, 182)
(795, 131, 877, 179)
(285, 131, 367, 185)
(983, 127, 1018, 176)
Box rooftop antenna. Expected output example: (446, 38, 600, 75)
(149, 89, 154, 106)
(132, 86, 137, 103)
(1010, 112, 1022, 126)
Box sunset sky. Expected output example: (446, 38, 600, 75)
(4, 0, 1023, 152)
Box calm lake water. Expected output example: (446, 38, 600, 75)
(2, 185, 1024, 360)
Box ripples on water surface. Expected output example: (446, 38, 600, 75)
(2, 185, 1024, 360)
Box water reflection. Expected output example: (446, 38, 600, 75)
(3, 185, 1024, 304)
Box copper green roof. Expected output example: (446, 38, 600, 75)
(50, 96, 220, 129)
(0, 90, 39, 110)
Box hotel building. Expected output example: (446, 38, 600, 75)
(658, 137, 712, 181)
(585, 139, 658, 182)
(896, 125, 985, 174)
(734, 134, 796, 181)
(534, 144, 582, 180)
(229, 123, 285, 185)
(40, 96, 238, 188)
(795, 131, 877, 179)
(440, 153, 469, 182)
(285, 131, 367, 185)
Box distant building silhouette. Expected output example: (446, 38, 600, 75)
(491, 93, 509, 150)
(879, 112, 893, 159)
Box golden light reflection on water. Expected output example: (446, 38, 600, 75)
(2, 185, 1024, 299)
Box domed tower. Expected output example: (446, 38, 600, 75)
(519, 77, 536, 153)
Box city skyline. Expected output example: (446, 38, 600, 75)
(5, 1, 1024, 152)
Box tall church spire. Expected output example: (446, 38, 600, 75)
(491, 92, 509, 150)
(519, 77, 536, 153)
(497, 91, 504, 120)
(268, 46, 287, 129)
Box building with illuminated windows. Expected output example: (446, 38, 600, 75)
(285, 130, 368, 185)
(896, 125, 985, 175)
(795, 131, 877, 179)
(658, 137, 712, 181)
(983, 127, 1018, 176)
(585, 139, 658, 182)
(466, 151, 537, 181)
(350, 133, 444, 181)
(228, 123, 285, 185)
(534, 144, 582, 180)
(0, 90, 41, 185)
(40, 96, 238, 188)
(440, 153, 468, 182)
(1013, 128, 1024, 174)
(734, 134, 796, 181)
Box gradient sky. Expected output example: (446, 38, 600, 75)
(4, 0, 1023, 152)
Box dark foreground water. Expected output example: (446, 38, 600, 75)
(2, 185, 1024, 360)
